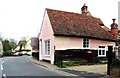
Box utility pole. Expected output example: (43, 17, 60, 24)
(107, 46, 113, 75)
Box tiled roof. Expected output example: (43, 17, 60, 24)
(102, 26, 111, 32)
(46, 8, 116, 41)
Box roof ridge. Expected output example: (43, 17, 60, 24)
(46, 8, 100, 19)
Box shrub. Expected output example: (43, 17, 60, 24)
(3, 50, 12, 56)
(92, 57, 100, 64)
(112, 59, 120, 66)
(32, 52, 39, 60)
(61, 60, 88, 67)
(62, 61, 81, 68)
(79, 60, 88, 65)
(110, 59, 120, 77)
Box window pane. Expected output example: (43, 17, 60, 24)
(83, 38, 89, 48)
(99, 50, 101, 55)
(83, 44, 86, 47)
(99, 46, 105, 48)
(98, 46, 106, 57)
(44, 40, 50, 55)
(86, 39, 89, 42)
(102, 50, 105, 55)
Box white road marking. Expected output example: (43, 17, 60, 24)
(2, 59, 7, 64)
(1, 64, 3, 70)
(4, 59, 7, 62)
(1, 59, 8, 71)
(3, 74, 7, 78)
(2, 61, 4, 64)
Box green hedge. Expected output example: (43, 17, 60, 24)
(112, 59, 120, 66)
(3, 50, 12, 56)
(59, 60, 88, 68)
(110, 59, 120, 77)
(32, 52, 39, 60)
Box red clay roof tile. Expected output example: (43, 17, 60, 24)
(46, 8, 116, 41)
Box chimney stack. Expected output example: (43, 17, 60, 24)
(111, 18, 118, 29)
(112, 18, 116, 24)
(81, 3, 92, 16)
(81, 3, 88, 14)
(111, 18, 118, 39)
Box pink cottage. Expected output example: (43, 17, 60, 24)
(39, 4, 116, 64)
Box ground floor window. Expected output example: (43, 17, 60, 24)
(98, 46, 106, 57)
(44, 40, 50, 56)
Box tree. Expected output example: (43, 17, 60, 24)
(2, 39, 11, 52)
(0, 33, 3, 42)
(9, 39, 17, 50)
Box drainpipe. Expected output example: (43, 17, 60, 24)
(39, 39, 42, 61)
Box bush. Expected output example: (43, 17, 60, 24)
(92, 57, 107, 64)
(112, 59, 120, 66)
(3, 50, 12, 56)
(79, 60, 88, 65)
(32, 52, 39, 60)
(62, 61, 80, 68)
(57, 58, 108, 68)
(61, 60, 88, 68)
(110, 59, 120, 77)
(92, 57, 100, 64)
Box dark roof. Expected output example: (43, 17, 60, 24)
(46, 8, 116, 41)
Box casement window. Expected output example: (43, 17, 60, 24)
(83, 38, 89, 48)
(98, 46, 106, 57)
(44, 40, 50, 56)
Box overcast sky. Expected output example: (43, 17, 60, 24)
(0, 0, 119, 41)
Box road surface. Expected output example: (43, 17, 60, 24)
(0, 56, 108, 78)
(1, 56, 66, 78)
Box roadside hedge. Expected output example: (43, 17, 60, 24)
(32, 52, 39, 60)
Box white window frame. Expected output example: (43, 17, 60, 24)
(98, 46, 106, 57)
(83, 38, 89, 48)
(44, 40, 50, 56)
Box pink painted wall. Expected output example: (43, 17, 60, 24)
(90, 39, 115, 50)
(54, 36, 115, 50)
(40, 10, 55, 62)
(40, 10, 115, 64)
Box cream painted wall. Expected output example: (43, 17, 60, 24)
(54, 36, 82, 50)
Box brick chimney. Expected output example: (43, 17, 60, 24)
(81, 3, 92, 16)
(81, 3, 88, 14)
(111, 18, 118, 39)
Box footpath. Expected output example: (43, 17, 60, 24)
(25, 56, 115, 78)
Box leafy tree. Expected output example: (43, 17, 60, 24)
(0, 34, 17, 56)
(0, 33, 3, 42)
(2, 39, 12, 52)
(9, 39, 17, 50)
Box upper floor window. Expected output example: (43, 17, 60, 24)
(83, 38, 89, 48)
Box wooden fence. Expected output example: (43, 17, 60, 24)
(54, 49, 98, 67)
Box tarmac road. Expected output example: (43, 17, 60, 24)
(1, 56, 109, 78)
(1, 56, 65, 78)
